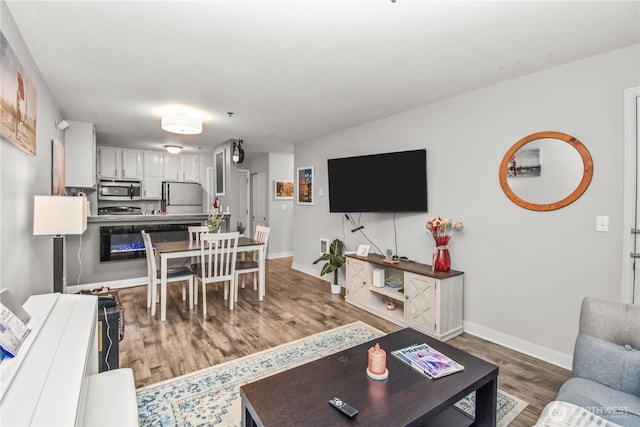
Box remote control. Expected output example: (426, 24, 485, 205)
(329, 397, 358, 418)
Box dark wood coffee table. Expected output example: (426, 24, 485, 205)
(240, 328, 499, 426)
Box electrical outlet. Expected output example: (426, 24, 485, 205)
(596, 215, 609, 232)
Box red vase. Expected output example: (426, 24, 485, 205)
(432, 235, 451, 272)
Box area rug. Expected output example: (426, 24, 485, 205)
(137, 321, 528, 426)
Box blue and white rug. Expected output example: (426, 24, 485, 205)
(137, 321, 527, 426)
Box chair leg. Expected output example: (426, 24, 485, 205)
(194, 280, 198, 305)
(182, 284, 186, 301)
(223, 281, 229, 301)
(253, 272, 257, 291)
(188, 276, 194, 310)
(202, 282, 207, 317)
(147, 281, 152, 308)
(234, 274, 239, 303)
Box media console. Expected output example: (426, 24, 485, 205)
(345, 254, 464, 341)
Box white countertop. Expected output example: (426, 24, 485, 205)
(87, 213, 227, 223)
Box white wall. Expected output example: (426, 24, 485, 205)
(292, 45, 640, 368)
(1, 1, 64, 303)
(267, 153, 294, 258)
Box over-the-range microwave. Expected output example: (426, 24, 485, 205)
(98, 179, 142, 201)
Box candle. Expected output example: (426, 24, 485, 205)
(368, 343, 386, 375)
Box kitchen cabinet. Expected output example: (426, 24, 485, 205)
(142, 151, 162, 199)
(65, 121, 96, 188)
(162, 153, 199, 182)
(182, 154, 199, 182)
(97, 146, 142, 180)
(345, 254, 464, 341)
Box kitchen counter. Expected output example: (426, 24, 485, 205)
(88, 212, 229, 224)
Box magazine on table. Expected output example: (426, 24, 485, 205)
(0, 289, 32, 359)
(392, 343, 464, 379)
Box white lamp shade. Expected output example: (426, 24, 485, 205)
(33, 196, 88, 235)
(161, 114, 202, 135)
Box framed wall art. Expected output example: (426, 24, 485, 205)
(296, 166, 314, 205)
(0, 31, 38, 156)
(274, 180, 294, 200)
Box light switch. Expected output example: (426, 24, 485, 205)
(282, 204, 287, 211)
(596, 215, 609, 232)
(318, 188, 324, 197)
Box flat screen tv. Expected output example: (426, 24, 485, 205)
(327, 149, 427, 212)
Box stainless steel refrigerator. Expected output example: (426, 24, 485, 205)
(161, 182, 202, 214)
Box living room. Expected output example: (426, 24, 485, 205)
(1, 1, 639, 426)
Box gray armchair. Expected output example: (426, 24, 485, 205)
(556, 297, 640, 426)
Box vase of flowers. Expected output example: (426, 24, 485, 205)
(426, 217, 463, 272)
(208, 213, 224, 233)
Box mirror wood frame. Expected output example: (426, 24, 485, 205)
(499, 131, 593, 211)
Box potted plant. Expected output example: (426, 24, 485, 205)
(313, 238, 346, 295)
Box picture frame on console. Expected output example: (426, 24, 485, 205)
(214, 149, 225, 196)
(296, 166, 314, 205)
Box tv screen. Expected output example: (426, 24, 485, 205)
(327, 149, 427, 212)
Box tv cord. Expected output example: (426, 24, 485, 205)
(103, 306, 113, 371)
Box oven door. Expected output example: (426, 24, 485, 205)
(99, 181, 141, 201)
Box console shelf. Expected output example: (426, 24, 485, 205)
(345, 254, 464, 341)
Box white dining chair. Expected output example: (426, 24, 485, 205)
(235, 225, 270, 302)
(193, 232, 239, 316)
(188, 225, 210, 305)
(141, 230, 194, 312)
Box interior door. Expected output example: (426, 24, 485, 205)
(251, 172, 266, 235)
(235, 170, 250, 236)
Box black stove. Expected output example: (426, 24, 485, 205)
(98, 206, 143, 215)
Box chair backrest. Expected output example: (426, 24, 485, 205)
(141, 230, 157, 281)
(200, 232, 240, 283)
(188, 225, 210, 242)
(254, 225, 270, 245)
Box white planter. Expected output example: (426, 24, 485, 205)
(331, 283, 342, 295)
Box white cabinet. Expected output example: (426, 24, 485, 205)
(162, 154, 181, 181)
(97, 146, 142, 180)
(182, 154, 199, 182)
(65, 121, 96, 188)
(345, 257, 370, 305)
(162, 153, 199, 182)
(121, 149, 142, 179)
(142, 151, 162, 200)
(345, 254, 464, 341)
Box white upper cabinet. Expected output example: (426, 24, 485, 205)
(121, 149, 142, 179)
(162, 154, 181, 181)
(162, 153, 199, 182)
(65, 121, 96, 188)
(142, 151, 162, 199)
(97, 146, 142, 180)
(182, 154, 199, 182)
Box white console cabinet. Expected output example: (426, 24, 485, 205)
(345, 254, 464, 341)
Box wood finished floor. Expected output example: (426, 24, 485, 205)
(118, 257, 570, 426)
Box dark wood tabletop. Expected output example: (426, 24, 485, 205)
(154, 237, 263, 253)
(241, 328, 498, 426)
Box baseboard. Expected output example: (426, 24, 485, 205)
(65, 276, 147, 294)
(267, 251, 293, 260)
(291, 262, 325, 281)
(463, 320, 572, 370)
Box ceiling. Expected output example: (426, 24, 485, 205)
(6, 1, 639, 158)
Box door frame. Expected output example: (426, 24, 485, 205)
(622, 86, 640, 304)
(236, 169, 250, 236)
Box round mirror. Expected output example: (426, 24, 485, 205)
(499, 131, 593, 211)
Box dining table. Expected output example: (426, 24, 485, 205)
(152, 237, 266, 321)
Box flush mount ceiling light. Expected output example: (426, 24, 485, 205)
(164, 145, 183, 154)
(161, 114, 202, 135)
(232, 139, 244, 164)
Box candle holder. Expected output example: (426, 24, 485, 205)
(367, 343, 389, 380)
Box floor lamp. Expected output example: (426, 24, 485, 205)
(33, 196, 87, 293)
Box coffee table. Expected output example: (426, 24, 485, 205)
(240, 328, 498, 426)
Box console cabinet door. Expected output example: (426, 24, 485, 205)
(345, 258, 370, 305)
(404, 272, 438, 335)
